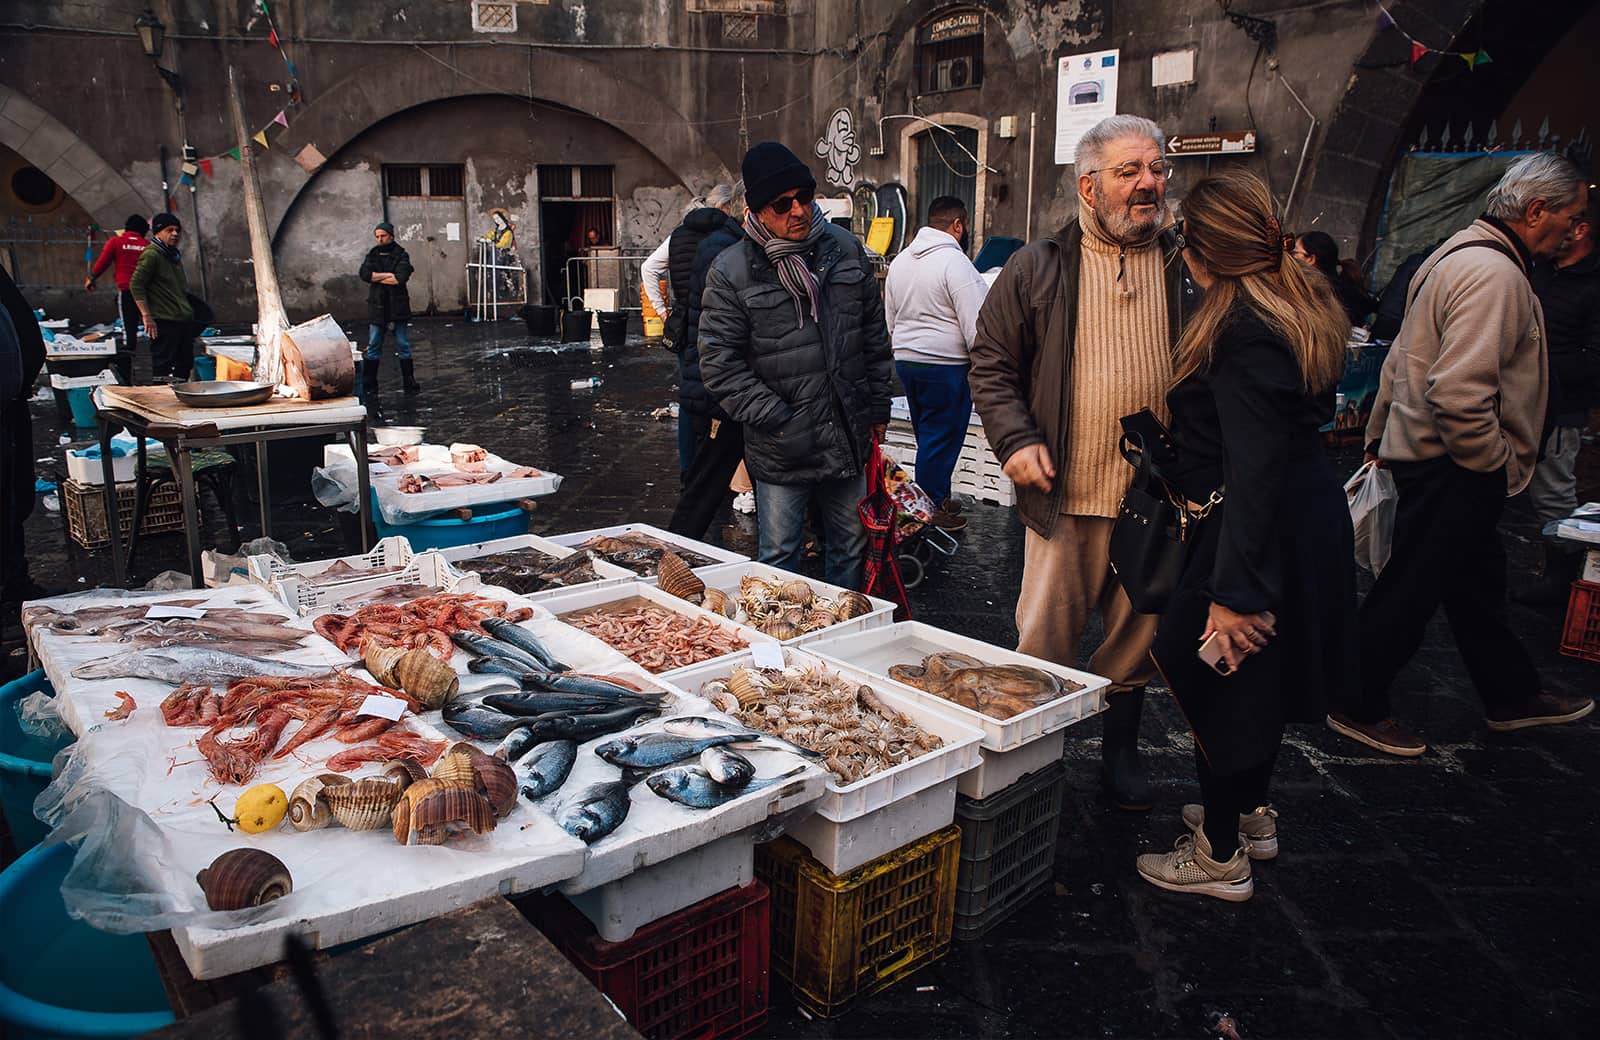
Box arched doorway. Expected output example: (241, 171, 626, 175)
(898, 112, 988, 255)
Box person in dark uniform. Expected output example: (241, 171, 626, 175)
(1, 265, 51, 636)
(359, 221, 418, 403)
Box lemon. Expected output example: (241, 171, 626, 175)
(233, 784, 288, 834)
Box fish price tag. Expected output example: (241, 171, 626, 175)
(146, 605, 207, 619)
(356, 694, 408, 721)
(750, 642, 786, 670)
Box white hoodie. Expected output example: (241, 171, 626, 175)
(884, 226, 990, 365)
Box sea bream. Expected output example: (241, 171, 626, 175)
(646, 765, 807, 810)
(557, 780, 631, 843)
(700, 746, 755, 787)
(515, 739, 578, 800)
(594, 730, 775, 770)
(71, 648, 327, 686)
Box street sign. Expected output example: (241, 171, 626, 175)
(1166, 131, 1258, 156)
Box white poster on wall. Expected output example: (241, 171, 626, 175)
(1055, 48, 1121, 165)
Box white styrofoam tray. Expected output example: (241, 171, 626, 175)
(324, 442, 563, 524)
(436, 533, 635, 601)
(803, 622, 1110, 752)
(785, 776, 957, 876)
(246, 535, 416, 586)
(544, 522, 748, 572)
(535, 580, 775, 675)
(680, 561, 896, 645)
(668, 647, 984, 823)
(276, 552, 481, 617)
(566, 831, 757, 942)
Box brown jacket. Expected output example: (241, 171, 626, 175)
(1365, 219, 1548, 495)
(968, 218, 1190, 535)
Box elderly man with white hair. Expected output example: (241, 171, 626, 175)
(970, 114, 1192, 811)
(1329, 152, 1594, 756)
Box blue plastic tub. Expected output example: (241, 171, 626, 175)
(369, 490, 529, 551)
(191, 355, 217, 380)
(65, 387, 97, 428)
(0, 843, 175, 1038)
(0, 671, 72, 852)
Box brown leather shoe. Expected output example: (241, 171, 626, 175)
(1326, 713, 1427, 757)
(930, 506, 967, 531)
(1485, 692, 1594, 732)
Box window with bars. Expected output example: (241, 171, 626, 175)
(428, 165, 464, 197)
(537, 165, 616, 199)
(384, 165, 423, 197)
(383, 165, 464, 198)
(915, 8, 984, 95)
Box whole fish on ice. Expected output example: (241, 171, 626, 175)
(595, 730, 775, 770)
(71, 648, 326, 685)
(516, 739, 577, 800)
(646, 765, 807, 810)
(700, 746, 755, 787)
(480, 617, 570, 672)
(557, 780, 631, 843)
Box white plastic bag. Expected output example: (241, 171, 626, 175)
(1345, 461, 1397, 575)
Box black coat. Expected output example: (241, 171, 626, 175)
(698, 223, 893, 485)
(678, 217, 744, 420)
(1152, 310, 1356, 775)
(1532, 249, 1600, 427)
(360, 243, 413, 323)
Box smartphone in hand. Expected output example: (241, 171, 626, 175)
(1197, 611, 1276, 676)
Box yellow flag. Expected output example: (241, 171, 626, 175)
(253, 129, 269, 148)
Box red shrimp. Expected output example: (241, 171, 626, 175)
(272, 704, 343, 759)
(105, 692, 137, 720)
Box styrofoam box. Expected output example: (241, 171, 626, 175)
(534, 580, 775, 675)
(804, 622, 1110, 753)
(436, 532, 635, 602)
(567, 830, 756, 942)
(669, 647, 984, 824)
(282, 552, 482, 616)
(65, 448, 140, 485)
(680, 561, 896, 645)
(544, 522, 747, 571)
(785, 776, 958, 876)
(246, 535, 416, 586)
(955, 728, 1065, 801)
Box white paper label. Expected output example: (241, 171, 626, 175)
(356, 694, 408, 721)
(146, 605, 207, 619)
(750, 642, 786, 670)
(446, 222, 461, 241)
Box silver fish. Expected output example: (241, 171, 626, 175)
(493, 727, 540, 762)
(595, 730, 768, 770)
(516, 740, 578, 800)
(557, 780, 631, 843)
(71, 648, 326, 685)
(700, 746, 755, 787)
(646, 765, 806, 810)
(661, 716, 824, 758)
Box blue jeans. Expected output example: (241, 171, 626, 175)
(367, 322, 412, 361)
(896, 361, 971, 506)
(755, 472, 869, 591)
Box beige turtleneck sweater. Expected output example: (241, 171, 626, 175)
(1062, 205, 1174, 517)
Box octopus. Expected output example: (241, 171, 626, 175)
(312, 592, 533, 660)
(563, 604, 747, 673)
(887, 652, 1081, 720)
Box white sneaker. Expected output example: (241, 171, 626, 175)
(731, 491, 756, 515)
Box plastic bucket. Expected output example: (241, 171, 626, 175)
(643, 315, 665, 339)
(597, 311, 628, 347)
(561, 310, 593, 343)
(369, 491, 529, 551)
(64, 388, 97, 428)
(0, 843, 175, 1038)
(0, 672, 72, 853)
(522, 304, 558, 337)
(191, 355, 216, 380)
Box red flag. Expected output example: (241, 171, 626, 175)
(167, 195, 177, 211)
(199, 159, 213, 177)
(1409, 41, 1427, 65)
(269, 28, 279, 48)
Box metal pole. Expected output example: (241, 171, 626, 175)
(1277, 74, 1319, 222)
(1025, 110, 1037, 241)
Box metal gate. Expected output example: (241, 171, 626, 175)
(382, 164, 467, 315)
(0, 222, 97, 289)
(914, 126, 979, 233)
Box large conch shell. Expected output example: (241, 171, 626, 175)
(656, 550, 705, 604)
(288, 773, 350, 831)
(391, 778, 497, 845)
(392, 647, 459, 710)
(196, 848, 293, 911)
(322, 776, 406, 831)
(362, 643, 406, 687)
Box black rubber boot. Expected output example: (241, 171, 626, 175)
(361, 358, 382, 418)
(400, 358, 421, 395)
(1513, 545, 1578, 606)
(1101, 686, 1153, 811)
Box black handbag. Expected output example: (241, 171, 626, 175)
(1109, 431, 1187, 615)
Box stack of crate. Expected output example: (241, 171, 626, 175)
(883, 406, 1015, 507)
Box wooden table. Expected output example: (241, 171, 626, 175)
(94, 386, 373, 585)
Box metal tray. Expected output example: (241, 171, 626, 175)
(172, 380, 275, 407)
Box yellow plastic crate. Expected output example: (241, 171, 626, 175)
(755, 825, 959, 1018)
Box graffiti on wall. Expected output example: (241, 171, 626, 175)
(616, 185, 694, 249)
(815, 108, 863, 188)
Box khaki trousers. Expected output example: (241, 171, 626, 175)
(1016, 515, 1158, 693)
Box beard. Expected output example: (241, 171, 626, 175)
(1096, 188, 1163, 242)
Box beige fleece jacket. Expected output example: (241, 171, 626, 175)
(1365, 219, 1548, 495)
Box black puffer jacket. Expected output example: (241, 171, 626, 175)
(698, 222, 892, 485)
(359, 243, 413, 323)
(1533, 249, 1600, 427)
(679, 217, 744, 420)
(665, 208, 738, 350)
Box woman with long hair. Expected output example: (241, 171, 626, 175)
(1292, 230, 1376, 326)
(1135, 170, 1356, 901)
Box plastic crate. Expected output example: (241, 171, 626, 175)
(952, 760, 1066, 941)
(755, 825, 959, 1018)
(61, 478, 183, 549)
(1559, 580, 1600, 662)
(521, 882, 771, 1040)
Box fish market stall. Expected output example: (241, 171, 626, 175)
(323, 442, 562, 525)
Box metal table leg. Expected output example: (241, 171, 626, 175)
(97, 415, 124, 585)
(351, 421, 373, 551)
(255, 437, 272, 539)
(174, 446, 203, 585)
(127, 435, 151, 573)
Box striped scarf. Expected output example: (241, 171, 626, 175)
(743, 203, 827, 327)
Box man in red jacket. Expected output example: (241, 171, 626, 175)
(84, 214, 150, 384)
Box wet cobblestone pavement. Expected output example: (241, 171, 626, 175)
(13, 321, 1599, 1038)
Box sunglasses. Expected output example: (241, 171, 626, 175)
(768, 188, 815, 215)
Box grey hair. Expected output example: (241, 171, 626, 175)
(1074, 115, 1166, 171)
(706, 182, 738, 209)
(1485, 152, 1585, 221)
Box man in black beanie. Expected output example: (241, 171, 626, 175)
(697, 142, 892, 590)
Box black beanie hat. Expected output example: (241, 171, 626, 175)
(741, 142, 816, 212)
(125, 214, 150, 235)
(150, 212, 181, 234)
(375, 221, 395, 236)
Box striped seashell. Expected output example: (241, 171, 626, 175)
(776, 580, 815, 608)
(393, 647, 459, 710)
(323, 776, 405, 831)
(362, 643, 406, 688)
(657, 551, 706, 604)
(831, 591, 873, 621)
(727, 667, 770, 708)
(288, 774, 349, 831)
(701, 588, 736, 618)
(801, 608, 837, 633)
(392, 779, 497, 846)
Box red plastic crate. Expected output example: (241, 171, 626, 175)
(518, 882, 770, 1040)
(1560, 580, 1600, 662)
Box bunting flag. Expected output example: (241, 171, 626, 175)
(1380, 2, 1491, 72)
(255, 0, 300, 104)
(179, 172, 194, 186)
(253, 129, 269, 148)
(199, 158, 213, 177)
(1474, 49, 1493, 66)
(226, 147, 241, 160)
(268, 28, 279, 48)
(273, 110, 289, 128)
(1409, 40, 1427, 65)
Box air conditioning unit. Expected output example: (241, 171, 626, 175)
(933, 56, 974, 92)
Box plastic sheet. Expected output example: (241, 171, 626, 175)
(15, 690, 69, 742)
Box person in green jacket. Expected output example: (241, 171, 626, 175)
(129, 213, 196, 381)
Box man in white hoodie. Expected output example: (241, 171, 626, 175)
(884, 196, 989, 531)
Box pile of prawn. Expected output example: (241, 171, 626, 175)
(313, 592, 534, 660)
(564, 604, 747, 673)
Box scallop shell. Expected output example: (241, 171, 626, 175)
(362, 643, 406, 687)
(393, 647, 459, 710)
(392, 779, 497, 845)
(701, 588, 736, 619)
(761, 619, 801, 642)
(385, 758, 427, 787)
(738, 575, 777, 599)
(727, 668, 769, 708)
(196, 848, 293, 911)
(657, 551, 706, 604)
(831, 590, 873, 621)
(776, 580, 815, 608)
(469, 752, 519, 817)
(288, 773, 350, 832)
(801, 608, 837, 633)
(430, 750, 478, 787)
(322, 776, 405, 831)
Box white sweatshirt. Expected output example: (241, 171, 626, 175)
(884, 226, 990, 365)
(640, 236, 671, 316)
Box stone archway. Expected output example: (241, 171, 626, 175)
(0, 85, 153, 228)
